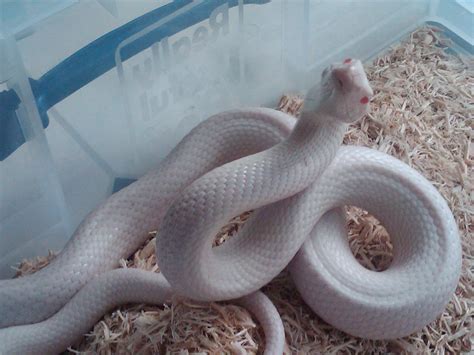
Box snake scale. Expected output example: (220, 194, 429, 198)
(0, 60, 461, 354)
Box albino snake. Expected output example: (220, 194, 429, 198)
(0, 59, 461, 354)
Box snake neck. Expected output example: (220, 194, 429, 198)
(280, 111, 347, 181)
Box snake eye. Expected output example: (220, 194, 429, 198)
(360, 96, 369, 104)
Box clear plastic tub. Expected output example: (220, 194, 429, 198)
(0, 0, 472, 278)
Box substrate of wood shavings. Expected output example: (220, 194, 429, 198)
(15, 26, 473, 354)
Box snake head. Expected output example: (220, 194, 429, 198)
(318, 59, 374, 123)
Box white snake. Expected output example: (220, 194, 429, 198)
(0, 60, 461, 354)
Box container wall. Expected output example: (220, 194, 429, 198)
(4, 0, 467, 278)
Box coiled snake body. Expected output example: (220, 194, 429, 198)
(0, 60, 461, 354)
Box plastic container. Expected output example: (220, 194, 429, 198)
(0, 0, 472, 278)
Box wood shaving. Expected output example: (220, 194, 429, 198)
(14, 26, 473, 354)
